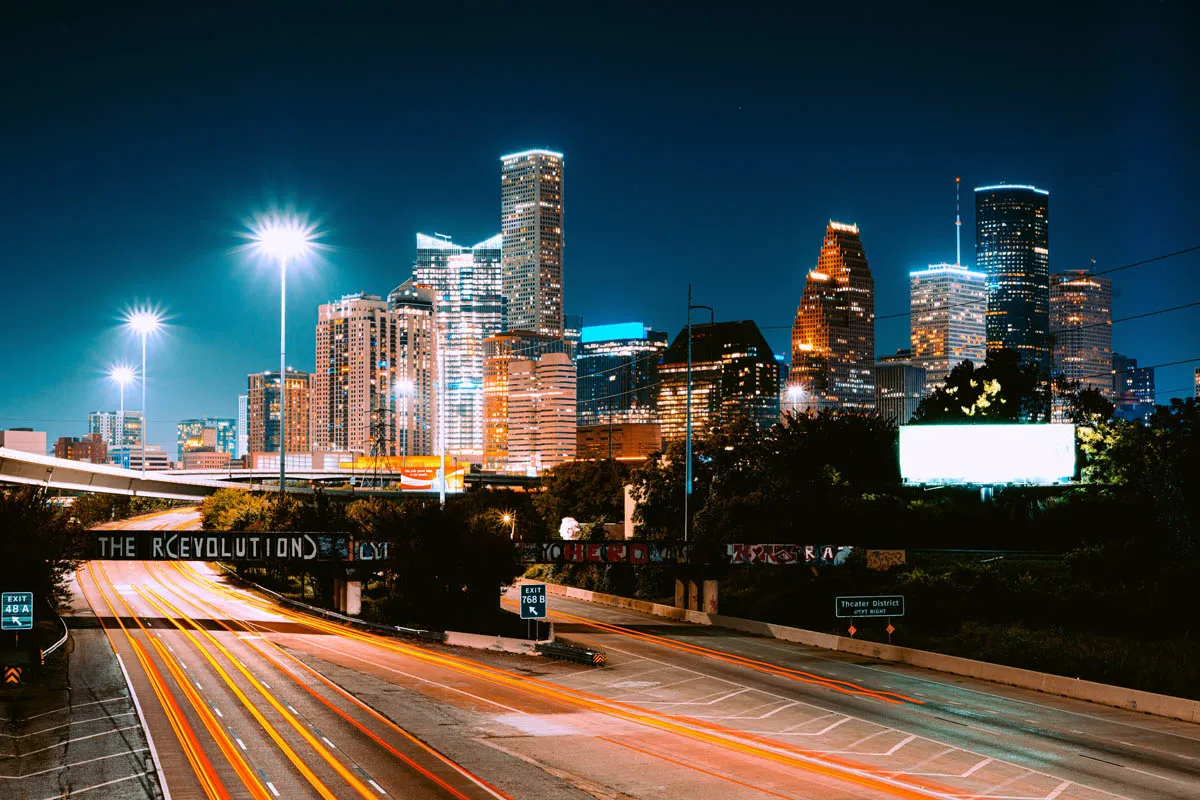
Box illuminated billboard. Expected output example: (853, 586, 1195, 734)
(899, 424, 1075, 485)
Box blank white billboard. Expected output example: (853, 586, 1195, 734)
(899, 424, 1076, 485)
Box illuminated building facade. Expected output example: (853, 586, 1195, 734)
(1112, 353, 1155, 423)
(501, 149, 564, 337)
(1050, 271, 1112, 398)
(873, 350, 926, 426)
(54, 434, 108, 464)
(976, 184, 1050, 374)
(312, 294, 393, 455)
(89, 410, 143, 448)
(577, 423, 661, 461)
(247, 368, 310, 455)
(909, 264, 986, 392)
(481, 332, 565, 469)
(176, 417, 236, 460)
(507, 352, 576, 474)
(387, 279, 438, 457)
(658, 320, 780, 442)
(236, 395, 248, 458)
(791, 221, 875, 411)
(413, 233, 503, 462)
(576, 322, 668, 427)
(1195, 367, 1199, 400)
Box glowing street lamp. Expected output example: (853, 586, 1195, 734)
(500, 511, 517, 540)
(122, 307, 163, 475)
(108, 363, 136, 448)
(247, 212, 319, 496)
(787, 384, 804, 414)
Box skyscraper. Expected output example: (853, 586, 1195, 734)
(791, 221, 875, 411)
(413, 233, 503, 462)
(247, 368, 310, 455)
(177, 418, 236, 460)
(873, 350, 926, 426)
(976, 184, 1050, 374)
(507, 352, 577, 474)
(909, 264, 987, 392)
(311, 293, 393, 455)
(658, 321, 780, 442)
(236, 394, 248, 458)
(388, 279, 438, 458)
(89, 410, 143, 449)
(481, 332, 566, 469)
(576, 322, 668, 427)
(501, 149, 564, 337)
(1112, 353, 1155, 423)
(1050, 271, 1112, 398)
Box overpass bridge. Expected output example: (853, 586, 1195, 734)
(0, 447, 444, 501)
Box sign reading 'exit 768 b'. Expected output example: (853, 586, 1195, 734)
(520, 584, 547, 620)
(2, 592, 34, 631)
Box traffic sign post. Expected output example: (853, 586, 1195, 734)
(2, 592, 34, 632)
(836, 595, 903, 640)
(520, 583, 547, 641)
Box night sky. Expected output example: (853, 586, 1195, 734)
(3, 1, 1198, 450)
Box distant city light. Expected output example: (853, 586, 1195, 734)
(395, 378, 415, 397)
(581, 322, 646, 344)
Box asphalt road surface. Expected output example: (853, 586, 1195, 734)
(42, 507, 1200, 799)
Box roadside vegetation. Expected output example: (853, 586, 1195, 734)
(0, 488, 88, 634)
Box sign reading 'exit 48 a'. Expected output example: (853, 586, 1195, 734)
(2, 592, 34, 631)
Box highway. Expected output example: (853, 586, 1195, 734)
(70, 508, 1200, 799)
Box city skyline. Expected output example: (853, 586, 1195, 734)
(3, 4, 1198, 450)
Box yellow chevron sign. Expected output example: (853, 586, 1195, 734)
(3, 665, 21, 685)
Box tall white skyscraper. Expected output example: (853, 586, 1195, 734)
(236, 394, 248, 458)
(909, 264, 987, 392)
(413, 233, 503, 463)
(501, 149, 564, 337)
(311, 293, 392, 455)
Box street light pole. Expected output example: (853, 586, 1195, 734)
(684, 285, 714, 544)
(140, 333, 147, 476)
(122, 309, 162, 476)
(278, 255, 287, 496)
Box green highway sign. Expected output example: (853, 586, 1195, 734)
(2, 592, 34, 631)
(520, 584, 547, 620)
(835, 595, 905, 618)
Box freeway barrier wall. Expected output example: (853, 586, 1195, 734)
(534, 581, 1200, 725)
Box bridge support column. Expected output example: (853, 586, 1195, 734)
(343, 580, 361, 616)
(702, 580, 718, 615)
(687, 580, 699, 612)
(674, 578, 686, 608)
(333, 579, 345, 613)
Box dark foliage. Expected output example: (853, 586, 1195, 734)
(0, 488, 87, 608)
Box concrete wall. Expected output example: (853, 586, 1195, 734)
(535, 581, 1200, 724)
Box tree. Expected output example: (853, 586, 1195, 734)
(0, 488, 87, 608)
(912, 349, 1050, 423)
(534, 460, 631, 532)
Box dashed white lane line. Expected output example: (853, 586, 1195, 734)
(261, 680, 271, 689)
(266, 781, 281, 797)
(235, 737, 247, 751)
(368, 778, 388, 794)
(287, 705, 298, 715)
(212, 706, 223, 718)
(321, 736, 337, 749)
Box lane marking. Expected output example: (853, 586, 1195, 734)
(962, 758, 994, 777)
(368, 779, 388, 795)
(885, 735, 918, 756)
(0, 725, 142, 759)
(0, 711, 138, 738)
(1046, 781, 1072, 799)
(35, 769, 154, 800)
(267, 782, 281, 797)
(19, 697, 127, 721)
(0, 748, 149, 779)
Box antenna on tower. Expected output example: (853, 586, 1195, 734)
(955, 177, 962, 266)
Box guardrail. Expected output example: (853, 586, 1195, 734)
(535, 641, 606, 666)
(40, 609, 69, 661)
(215, 564, 446, 644)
